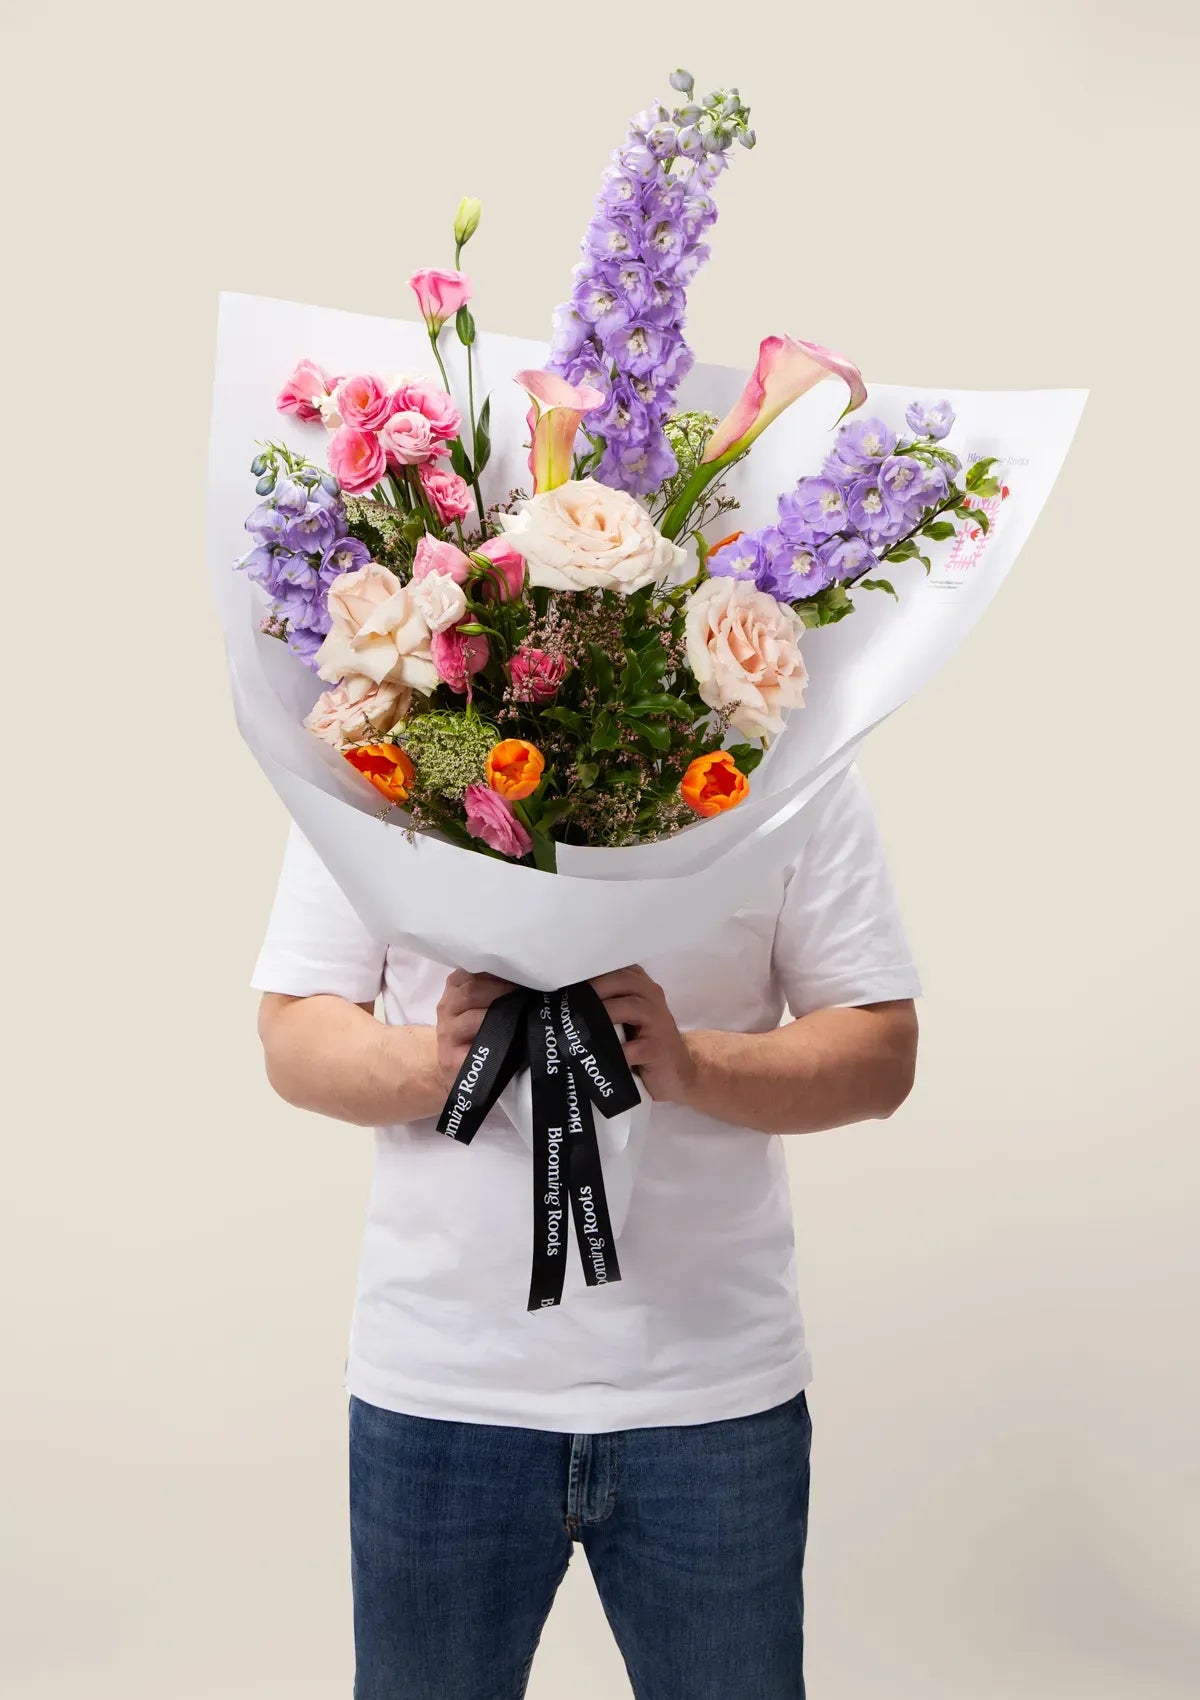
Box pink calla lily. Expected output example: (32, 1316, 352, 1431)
(702, 336, 868, 464)
(516, 368, 605, 493)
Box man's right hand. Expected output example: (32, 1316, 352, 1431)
(435, 970, 516, 1093)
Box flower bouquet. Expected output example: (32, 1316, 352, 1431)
(208, 70, 1085, 1308)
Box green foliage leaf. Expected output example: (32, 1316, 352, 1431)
(920, 520, 957, 542)
(448, 437, 473, 480)
(575, 762, 599, 790)
(857, 577, 898, 599)
(624, 694, 694, 721)
(727, 742, 765, 775)
(965, 456, 997, 491)
(587, 643, 615, 700)
(590, 713, 620, 751)
(625, 719, 672, 751)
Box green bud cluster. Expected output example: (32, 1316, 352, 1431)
(398, 709, 499, 799)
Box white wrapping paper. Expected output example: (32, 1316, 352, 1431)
(207, 291, 1086, 1229)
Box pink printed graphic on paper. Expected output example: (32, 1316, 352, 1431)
(929, 479, 1011, 588)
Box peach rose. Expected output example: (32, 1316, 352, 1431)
(410, 569, 468, 634)
(684, 576, 808, 739)
(304, 677, 411, 747)
(497, 478, 687, 595)
(315, 562, 438, 695)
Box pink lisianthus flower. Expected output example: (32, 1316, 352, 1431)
(336, 373, 394, 433)
(412, 535, 473, 585)
(277, 358, 340, 424)
(327, 426, 387, 495)
(419, 464, 472, 524)
(462, 783, 532, 859)
(380, 409, 438, 467)
(431, 625, 489, 694)
(508, 645, 567, 703)
(472, 536, 526, 603)
(409, 267, 473, 332)
(393, 379, 461, 443)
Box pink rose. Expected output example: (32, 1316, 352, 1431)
(462, 783, 532, 860)
(327, 426, 387, 495)
(380, 409, 437, 467)
(473, 536, 526, 603)
(408, 267, 473, 331)
(393, 379, 461, 442)
(419, 464, 472, 523)
(303, 677, 411, 747)
(412, 535, 472, 585)
(277, 358, 339, 424)
(336, 373, 393, 432)
(508, 645, 567, 703)
(431, 626, 489, 694)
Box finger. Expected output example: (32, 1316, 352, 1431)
(443, 974, 515, 1016)
(601, 995, 652, 1032)
(589, 968, 642, 1000)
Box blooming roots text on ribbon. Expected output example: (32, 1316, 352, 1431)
(436, 981, 640, 1310)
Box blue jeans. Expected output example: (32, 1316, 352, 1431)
(349, 1390, 811, 1700)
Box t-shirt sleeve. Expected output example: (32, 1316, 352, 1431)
(772, 765, 922, 1019)
(251, 823, 387, 1005)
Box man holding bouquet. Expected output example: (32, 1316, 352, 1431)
(254, 765, 919, 1700)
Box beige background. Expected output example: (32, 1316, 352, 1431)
(4, 0, 1198, 1695)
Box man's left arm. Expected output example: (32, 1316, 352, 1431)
(594, 966, 918, 1135)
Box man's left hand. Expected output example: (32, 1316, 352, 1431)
(589, 966, 696, 1106)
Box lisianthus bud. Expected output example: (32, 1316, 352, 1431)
(669, 67, 694, 95)
(453, 195, 482, 250)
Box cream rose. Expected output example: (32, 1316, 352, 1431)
(304, 677, 411, 747)
(498, 477, 687, 594)
(315, 562, 439, 696)
(684, 576, 808, 739)
(410, 568, 468, 634)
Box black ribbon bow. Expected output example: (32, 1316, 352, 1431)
(436, 982, 641, 1311)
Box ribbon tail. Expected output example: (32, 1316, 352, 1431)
(436, 988, 528, 1144)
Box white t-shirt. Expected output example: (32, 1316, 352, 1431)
(252, 767, 920, 1434)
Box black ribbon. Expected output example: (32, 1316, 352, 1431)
(436, 983, 640, 1311)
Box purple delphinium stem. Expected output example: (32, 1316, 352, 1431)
(548, 77, 754, 496)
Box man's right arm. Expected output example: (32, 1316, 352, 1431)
(257, 970, 514, 1128)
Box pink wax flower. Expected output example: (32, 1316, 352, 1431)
(393, 379, 461, 443)
(473, 536, 526, 603)
(408, 267, 473, 332)
(509, 645, 567, 703)
(431, 625, 489, 693)
(462, 783, 532, 860)
(380, 409, 438, 467)
(420, 464, 472, 523)
(412, 535, 473, 585)
(277, 358, 339, 424)
(327, 426, 387, 495)
(336, 373, 394, 433)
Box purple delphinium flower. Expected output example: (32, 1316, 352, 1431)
(825, 416, 896, 478)
(547, 80, 753, 495)
(777, 476, 848, 544)
(238, 476, 353, 670)
(819, 536, 879, 584)
(905, 398, 955, 440)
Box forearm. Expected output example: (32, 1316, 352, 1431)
(258, 994, 444, 1126)
(678, 1002, 918, 1135)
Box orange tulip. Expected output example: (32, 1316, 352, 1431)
(681, 750, 750, 819)
(485, 738, 545, 801)
(343, 743, 415, 805)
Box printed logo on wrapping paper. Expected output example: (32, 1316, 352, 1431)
(927, 453, 1016, 591)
